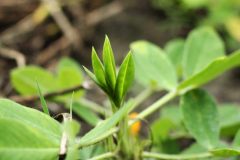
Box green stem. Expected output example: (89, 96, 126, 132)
(142, 151, 212, 160)
(135, 91, 177, 122)
(89, 152, 116, 160)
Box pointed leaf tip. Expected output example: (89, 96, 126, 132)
(91, 47, 106, 87)
(103, 36, 116, 92)
(115, 52, 135, 106)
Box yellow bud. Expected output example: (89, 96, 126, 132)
(129, 112, 141, 136)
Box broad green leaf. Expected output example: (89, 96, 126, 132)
(181, 143, 207, 155)
(56, 58, 84, 100)
(181, 89, 220, 149)
(161, 106, 183, 125)
(151, 118, 175, 143)
(0, 99, 62, 141)
(11, 66, 56, 95)
(178, 50, 240, 92)
(103, 36, 116, 91)
(91, 47, 106, 87)
(233, 129, 240, 147)
(0, 118, 59, 160)
(211, 148, 240, 157)
(0, 99, 62, 160)
(130, 41, 177, 90)
(78, 101, 133, 147)
(219, 104, 240, 128)
(164, 38, 185, 76)
(182, 27, 225, 78)
(11, 57, 84, 101)
(57, 57, 81, 72)
(36, 81, 50, 116)
(115, 52, 135, 106)
(72, 102, 100, 126)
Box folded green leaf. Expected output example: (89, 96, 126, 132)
(131, 40, 177, 91)
(78, 101, 133, 147)
(103, 36, 116, 91)
(115, 52, 135, 106)
(182, 27, 225, 78)
(178, 50, 240, 92)
(181, 89, 220, 149)
(91, 47, 106, 87)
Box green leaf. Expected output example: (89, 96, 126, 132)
(161, 105, 183, 125)
(36, 81, 50, 116)
(79, 144, 105, 159)
(0, 99, 62, 160)
(63, 120, 80, 143)
(210, 148, 240, 157)
(56, 58, 84, 101)
(151, 118, 175, 143)
(130, 40, 177, 90)
(115, 52, 135, 106)
(219, 104, 240, 128)
(63, 120, 80, 160)
(103, 36, 116, 91)
(72, 102, 100, 126)
(181, 89, 220, 149)
(83, 66, 98, 83)
(11, 57, 84, 100)
(178, 50, 240, 92)
(182, 27, 225, 78)
(57, 57, 81, 72)
(233, 129, 240, 148)
(164, 38, 185, 76)
(0, 99, 62, 140)
(91, 47, 106, 87)
(11, 66, 56, 95)
(181, 143, 207, 155)
(0, 118, 59, 160)
(78, 101, 133, 147)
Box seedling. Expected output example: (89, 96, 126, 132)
(1, 27, 240, 160)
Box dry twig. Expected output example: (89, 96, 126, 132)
(41, 0, 80, 47)
(0, 47, 26, 67)
(10, 83, 90, 103)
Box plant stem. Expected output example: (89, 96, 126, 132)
(89, 152, 116, 160)
(135, 91, 177, 121)
(142, 151, 212, 160)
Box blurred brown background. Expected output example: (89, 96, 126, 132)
(0, 0, 240, 105)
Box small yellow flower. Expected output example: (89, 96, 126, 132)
(129, 112, 141, 136)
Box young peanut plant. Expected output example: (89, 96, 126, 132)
(1, 26, 240, 160)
